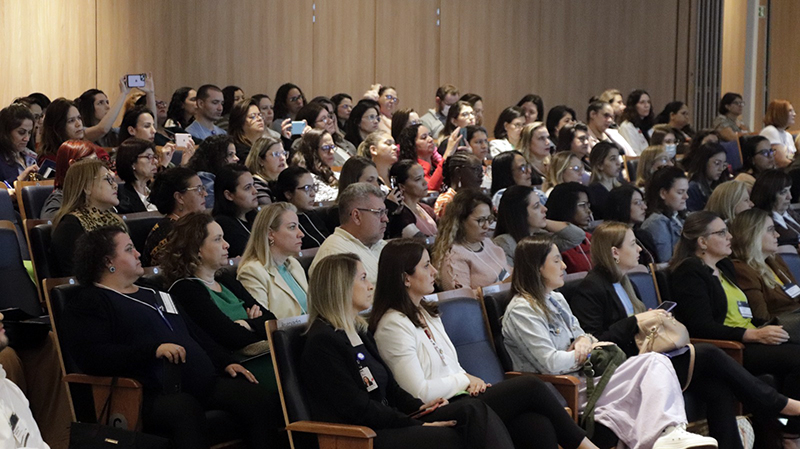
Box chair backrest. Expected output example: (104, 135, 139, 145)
(625, 157, 639, 183)
(781, 253, 800, 284)
(0, 190, 29, 260)
(480, 282, 514, 372)
(556, 273, 588, 304)
(721, 139, 743, 171)
(0, 221, 42, 317)
(267, 320, 312, 426)
(19, 184, 54, 222)
(778, 245, 798, 255)
(297, 247, 319, 277)
(120, 212, 164, 254)
(26, 220, 55, 287)
(628, 269, 662, 309)
(43, 277, 81, 375)
(437, 295, 506, 385)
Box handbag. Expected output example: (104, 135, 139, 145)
(69, 378, 169, 449)
(765, 308, 800, 343)
(634, 309, 690, 354)
(580, 343, 626, 438)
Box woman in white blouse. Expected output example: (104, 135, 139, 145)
(760, 100, 797, 168)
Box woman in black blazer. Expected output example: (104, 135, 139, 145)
(668, 211, 800, 439)
(572, 220, 800, 448)
(300, 253, 514, 449)
(115, 138, 159, 213)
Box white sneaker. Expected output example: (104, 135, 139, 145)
(653, 424, 718, 449)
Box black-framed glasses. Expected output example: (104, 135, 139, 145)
(320, 144, 336, 153)
(357, 207, 388, 217)
(474, 215, 496, 227)
(97, 174, 116, 186)
(296, 184, 318, 193)
(288, 94, 303, 103)
(756, 149, 776, 158)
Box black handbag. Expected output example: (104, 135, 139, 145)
(765, 308, 800, 343)
(68, 378, 169, 449)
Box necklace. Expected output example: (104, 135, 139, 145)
(237, 218, 252, 235)
(464, 241, 484, 252)
(192, 276, 215, 286)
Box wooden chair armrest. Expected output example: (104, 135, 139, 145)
(63, 374, 143, 430)
(286, 421, 376, 439)
(690, 338, 745, 364)
(504, 372, 580, 422)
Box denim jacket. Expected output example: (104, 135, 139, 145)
(640, 212, 684, 263)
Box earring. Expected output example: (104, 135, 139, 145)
(457, 180, 462, 189)
(614, 257, 619, 264)
(109, 266, 116, 273)
(268, 239, 274, 246)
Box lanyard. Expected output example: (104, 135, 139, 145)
(95, 284, 174, 331)
(420, 314, 448, 366)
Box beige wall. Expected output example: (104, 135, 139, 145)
(2, 0, 693, 134)
(768, 0, 800, 131)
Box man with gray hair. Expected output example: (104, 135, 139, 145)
(309, 183, 388, 284)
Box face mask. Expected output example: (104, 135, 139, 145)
(664, 143, 677, 159)
(441, 104, 451, 117)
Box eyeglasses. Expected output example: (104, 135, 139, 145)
(246, 113, 263, 121)
(474, 215, 496, 227)
(408, 120, 421, 126)
(705, 228, 729, 238)
(383, 95, 399, 104)
(97, 174, 116, 186)
(568, 165, 582, 172)
(509, 122, 524, 130)
(156, 100, 167, 108)
(268, 150, 288, 159)
(364, 114, 380, 122)
(576, 201, 591, 210)
(320, 144, 336, 153)
(183, 185, 208, 194)
(357, 207, 388, 217)
(316, 115, 332, 124)
(296, 184, 318, 193)
(515, 164, 531, 174)
(756, 149, 776, 158)
(138, 154, 155, 162)
(288, 94, 303, 103)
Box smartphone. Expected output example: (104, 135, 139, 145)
(175, 133, 191, 149)
(657, 301, 677, 312)
(408, 401, 442, 419)
(459, 127, 469, 145)
(125, 73, 146, 88)
(291, 121, 305, 135)
(390, 176, 397, 189)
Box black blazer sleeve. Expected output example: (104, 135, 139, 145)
(301, 320, 423, 430)
(169, 278, 263, 351)
(64, 287, 160, 374)
(570, 271, 640, 355)
(116, 183, 147, 214)
(218, 271, 275, 339)
(669, 258, 747, 341)
(51, 215, 84, 277)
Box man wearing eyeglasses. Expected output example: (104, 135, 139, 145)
(420, 84, 459, 140)
(310, 183, 388, 284)
(186, 85, 226, 142)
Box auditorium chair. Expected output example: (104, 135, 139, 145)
(16, 180, 54, 222)
(119, 211, 164, 255)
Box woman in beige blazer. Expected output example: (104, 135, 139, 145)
(237, 203, 309, 319)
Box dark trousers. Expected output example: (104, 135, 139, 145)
(476, 375, 586, 449)
(374, 398, 513, 449)
(743, 342, 800, 434)
(142, 376, 283, 449)
(674, 343, 789, 449)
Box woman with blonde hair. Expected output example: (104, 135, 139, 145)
(245, 135, 286, 204)
(301, 252, 514, 449)
(635, 146, 673, 189)
(518, 121, 550, 182)
(51, 159, 125, 276)
(357, 131, 398, 186)
(704, 180, 753, 223)
(731, 208, 799, 320)
(237, 203, 308, 319)
(432, 189, 510, 290)
(544, 151, 584, 194)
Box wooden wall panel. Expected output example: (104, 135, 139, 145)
(0, 0, 97, 106)
(95, 0, 314, 110)
(374, 0, 440, 114)
(312, 0, 375, 99)
(720, 0, 747, 97)
(768, 0, 800, 130)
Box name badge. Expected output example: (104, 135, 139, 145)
(784, 283, 800, 299)
(10, 413, 30, 447)
(737, 301, 753, 319)
(359, 366, 378, 392)
(160, 292, 179, 314)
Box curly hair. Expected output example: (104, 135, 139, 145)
(74, 226, 127, 286)
(160, 212, 215, 285)
(397, 123, 423, 162)
(431, 189, 492, 273)
(295, 129, 337, 186)
(187, 134, 234, 176)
